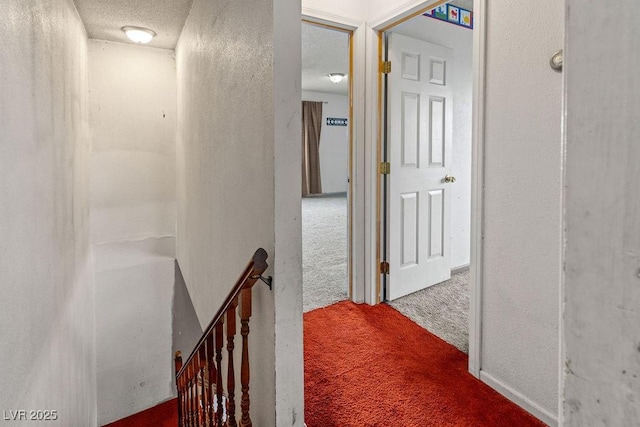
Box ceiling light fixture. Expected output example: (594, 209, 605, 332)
(328, 73, 346, 83)
(122, 26, 156, 44)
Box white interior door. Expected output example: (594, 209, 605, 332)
(386, 33, 454, 300)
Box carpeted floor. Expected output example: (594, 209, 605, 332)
(304, 301, 545, 427)
(388, 270, 470, 353)
(302, 194, 348, 312)
(303, 194, 470, 354)
(102, 398, 177, 427)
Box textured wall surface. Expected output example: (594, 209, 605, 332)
(392, 15, 473, 270)
(302, 91, 349, 194)
(480, 0, 563, 423)
(302, 0, 368, 21)
(89, 40, 176, 246)
(0, 1, 96, 424)
(563, 0, 640, 424)
(176, 0, 277, 425)
(95, 260, 175, 424)
(88, 40, 177, 425)
(177, 0, 304, 424)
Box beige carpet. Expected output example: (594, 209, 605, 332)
(302, 194, 469, 353)
(302, 194, 348, 312)
(388, 270, 470, 353)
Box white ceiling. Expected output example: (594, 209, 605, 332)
(449, 0, 474, 11)
(72, 1, 470, 92)
(302, 23, 350, 96)
(73, 0, 194, 49)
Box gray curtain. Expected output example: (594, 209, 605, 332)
(302, 101, 323, 196)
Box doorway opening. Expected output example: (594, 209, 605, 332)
(381, 5, 474, 354)
(301, 22, 353, 312)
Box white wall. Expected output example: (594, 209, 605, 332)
(563, 1, 640, 425)
(392, 15, 473, 270)
(479, 0, 563, 424)
(88, 40, 177, 425)
(302, 0, 368, 23)
(0, 1, 96, 425)
(176, 0, 303, 425)
(89, 40, 176, 246)
(302, 91, 349, 194)
(302, 3, 562, 424)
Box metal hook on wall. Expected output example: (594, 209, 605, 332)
(550, 50, 563, 72)
(251, 274, 273, 290)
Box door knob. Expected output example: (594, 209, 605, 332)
(444, 175, 456, 183)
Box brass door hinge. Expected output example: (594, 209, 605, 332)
(380, 162, 390, 175)
(380, 61, 392, 74)
(380, 261, 390, 275)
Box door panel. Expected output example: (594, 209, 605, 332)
(387, 33, 453, 300)
(401, 192, 419, 267)
(428, 189, 444, 259)
(429, 97, 445, 166)
(401, 92, 420, 167)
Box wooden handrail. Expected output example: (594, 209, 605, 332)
(174, 248, 269, 427)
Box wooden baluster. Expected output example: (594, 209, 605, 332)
(187, 372, 193, 427)
(191, 361, 197, 427)
(193, 360, 202, 426)
(201, 346, 209, 427)
(182, 375, 188, 427)
(192, 360, 198, 427)
(175, 352, 184, 427)
(194, 360, 199, 427)
(194, 357, 200, 425)
(178, 370, 187, 427)
(239, 288, 252, 427)
(200, 347, 208, 426)
(226, 300, 238, 427)
(186, 363, 192, 427)
(206, 334, 215, 427)
(215, 321, 225, 426)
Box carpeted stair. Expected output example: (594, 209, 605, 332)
(102, 398, 177, 427)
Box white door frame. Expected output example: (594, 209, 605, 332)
(301, 11, 367, 303)
(303, 0, 487, 377)
(371, 0, 486, 378)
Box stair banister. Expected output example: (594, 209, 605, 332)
(174, 248, 270, 427)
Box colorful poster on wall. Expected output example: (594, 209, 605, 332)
(432, 5, 448, 20)
(423, 3, 473, 29)
(447, 5, 460, 23)
(460, 9, 473, 28)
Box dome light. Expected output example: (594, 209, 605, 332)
(122, 26, 156, 44)
(328, 73, 346, 83)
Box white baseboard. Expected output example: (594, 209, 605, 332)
(451, 264, 470, 275)
(479, 370, 558, 427)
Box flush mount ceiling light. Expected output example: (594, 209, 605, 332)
(328, 73, 346, 83)
(122, 26, 156, 44)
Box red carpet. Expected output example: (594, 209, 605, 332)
(103, 398, 177, 427)
(304, 301, 546, 427)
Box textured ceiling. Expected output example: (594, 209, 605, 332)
(73, 1, 469, 89)
(302, 23, 349, 96)
(448, 0, 474, 11)
(74, 0, 194, 49)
